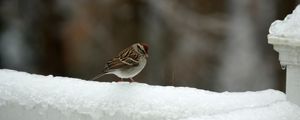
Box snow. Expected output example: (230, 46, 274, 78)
(0, 69, 300, 120)
(268, 4, 300, 106)
(269, 5, 300, 40)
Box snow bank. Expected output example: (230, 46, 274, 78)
(269, 5, 300, 41)
(0, 69, 299, 120)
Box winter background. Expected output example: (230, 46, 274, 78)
(1, 0, 300, 120)
(0, 0, 299, 92)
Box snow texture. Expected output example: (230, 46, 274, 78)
(269, 5, 300, 40)
(0, 69, 299, 120)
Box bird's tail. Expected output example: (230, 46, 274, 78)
(91, 72, 108, 81)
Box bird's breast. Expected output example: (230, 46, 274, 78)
(112, 57, 147, 78)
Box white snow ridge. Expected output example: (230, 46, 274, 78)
(0, 69, 299, 120)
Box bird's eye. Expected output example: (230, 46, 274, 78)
(137, 45, 145, 54)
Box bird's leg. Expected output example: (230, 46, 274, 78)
(129, 78, 135, 82)
(117, 78, 124, 82)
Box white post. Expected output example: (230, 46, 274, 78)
(287, 65, 300, 104)
(268, 36, 300, 106)
(268, 5, 300, 106)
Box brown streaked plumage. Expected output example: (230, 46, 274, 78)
(92, 43, 149, 82)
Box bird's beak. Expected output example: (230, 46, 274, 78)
(145, 54, 149, 58)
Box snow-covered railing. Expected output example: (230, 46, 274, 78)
(0, 69, 300, 120)
(268, 5, 300, 106)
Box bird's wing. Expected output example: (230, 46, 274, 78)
(104, 47, 140, 72)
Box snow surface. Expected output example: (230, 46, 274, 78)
(0, 69, 299, 120)
(269, 5, 300, 40)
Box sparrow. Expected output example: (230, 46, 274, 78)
(92, 43, 149, 82)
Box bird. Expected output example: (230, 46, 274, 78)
(92, 43, 149, 82)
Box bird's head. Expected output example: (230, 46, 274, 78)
(135, 43, 149, 58)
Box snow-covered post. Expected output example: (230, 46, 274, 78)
(268, 5, 300, 106)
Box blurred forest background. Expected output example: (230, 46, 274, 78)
(0, 0, 299, 92)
